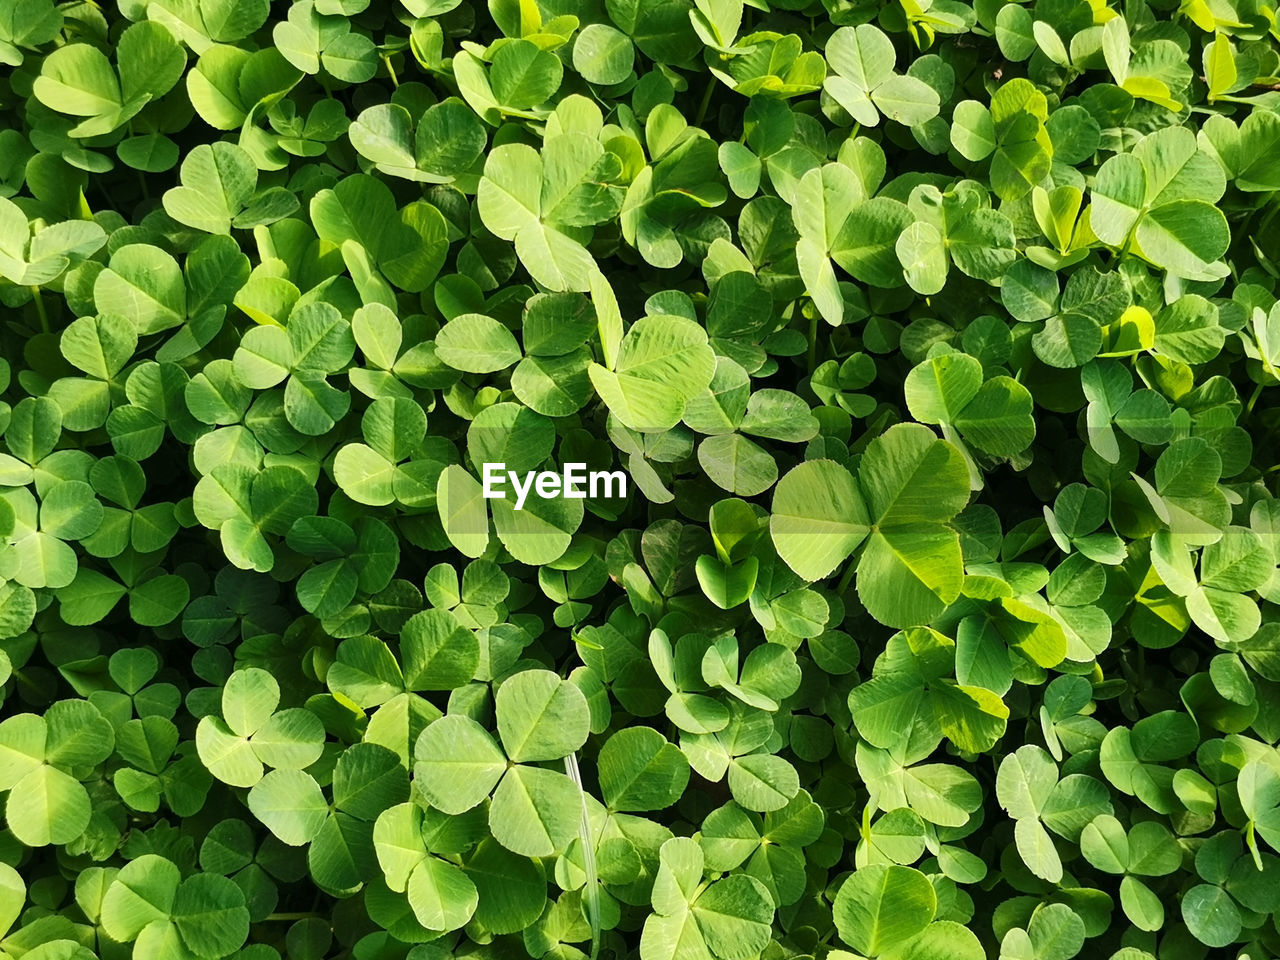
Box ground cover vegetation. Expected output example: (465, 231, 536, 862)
(0, 0, 1279, 957)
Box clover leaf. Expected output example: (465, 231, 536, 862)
(33, 22, 185, 137)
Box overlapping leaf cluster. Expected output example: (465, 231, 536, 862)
(1, 0, 1280, 957)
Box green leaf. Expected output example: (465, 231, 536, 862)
(573, 24, 635, 85)
(589, 315, 717, 432)
(33, 22, 184, 137)
(1134, 200, 1230, 281)
(488, 765, 581, 857)
(904, 354, 982, 424)
(162, 142, 258, 234)
(466, 839, 547, 935)
(6, 766, 91, 847)
(413, 715, 507, 814)
(1014, 816, 1063, 882)
(61, 314, 136, 381)
(770, 460, 868, 581)
(491, 491, 582, 565)
(490, 39, 563, 109)
(896, 221, 947, 295)
(496, 669, 590, 762)
(407, 856, 478, 932)
(691, 875, 773, 959)
(988, 79, 1053, 201)
(832, 864, 936, 956)
(953, 377, 1036, 456)
(172, 874, 249, 958)
(400, 608, 479, 690)
(435, 314, 522, 374)
(856, 525, 964, 629)
(599, 727, 690, 811)
(1181, 884, 1240, 948)
(101, 855, 180, 942)
(95, 244, 186, 336)
(858, 424, 969, 526)
(247, 769, 328, 845)
(728, 754, 799, 812)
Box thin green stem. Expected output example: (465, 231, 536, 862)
(1256, 196, 1280, 239)
(126, 124, 146, 200)
(383, 54, 399, 87)
(694, 78, 715, 127)
(1245, 382, 1264, 417)
(806, 310, 818, 373)
(835, 554, 858, 595)
(564, 752, 601, 960)
(29, 287, 48, 334)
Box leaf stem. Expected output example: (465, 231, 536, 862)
(807, 310, 818, 373)
(1245, 382, 1264, 417)
(564, 752, 601, 960)
(835, 555, 857, 595)
(29, 287, 48, 334)
(1256, 195, 1280, 239)
(383, 54, 399, 88)
(695, 78, 715, 127)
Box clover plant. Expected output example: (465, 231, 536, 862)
(0, 0, 1279, 959)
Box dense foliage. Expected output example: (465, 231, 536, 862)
(1, 0, 1280, 958)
